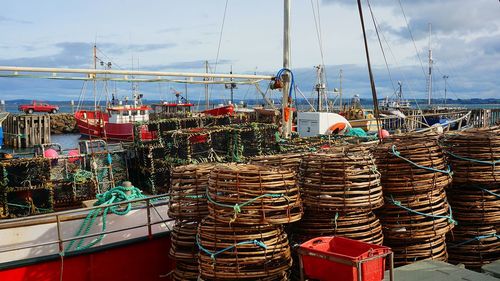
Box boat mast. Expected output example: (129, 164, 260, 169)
(356, 0, 381, 131)
(427, 23, 433, 106)
(93, 44, 97, 110)
(281, 0, 292, 138)
(205, 60, 209, 109)
(314, 65, 325, 112)
(339, 69, 343, 111)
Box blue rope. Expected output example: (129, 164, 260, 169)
(476, 186, 500, 198)
(275, 68, 295, 98)
(391, 145, 452, 175)
(448, 233, 500, 248)
(446, 151, 500, 166)
(196, 233, 267, 260)
(205, 187, 284, 219)
(388, 196, 457, 225)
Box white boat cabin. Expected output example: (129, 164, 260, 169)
(108, 105, 150, 123)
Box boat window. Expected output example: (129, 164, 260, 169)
(140, 110, 146, 115)
(131, 110, 138, 116)
(122, 111, 129, 116)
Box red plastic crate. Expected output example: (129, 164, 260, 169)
(298, 236, 391, 281)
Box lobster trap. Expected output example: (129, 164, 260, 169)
(207, 164, 303, 225)
(197, 216, 292, 280)
(51, 179, 97, 210)
(1, 186, 53, 218)
(0, 158, 51, 188)
(300, 145, 384, 213)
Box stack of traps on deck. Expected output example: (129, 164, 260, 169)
(374, 133, 455, 266)
(198, 163, 302, 280)
(292, 145, 384, 245)
(168, 163, 215, 281)
(443, 127, 500, 270)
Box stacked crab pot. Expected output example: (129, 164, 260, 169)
(198, 163, 302, 280)
(293, 145, 385, 245)
(167, 163, 215, 281)
(374, 133, 455, 266)
(443, 127, 500, 270)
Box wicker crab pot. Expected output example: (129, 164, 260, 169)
(385, 235, 448, 267)
(447, 185, 500, 225)
(168, 163, 215, 221)
(249, 152, 304, 174)
(292, 211, 384, 245)
(374, 134, 452, 195)
(443, 127, 500, 185)
(378, 188, 455, 240)
(197, 216, 292, 280)
(299, 146, 384, 212)
(169, 221, 199, 281)
(207, 164, 302, 225)
(447, 224, 500, 270)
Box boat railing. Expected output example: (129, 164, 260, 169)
(0, 194, 173, 257)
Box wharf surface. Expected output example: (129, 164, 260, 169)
(383, 260, 500, 281)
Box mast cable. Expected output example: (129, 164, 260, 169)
(366, 0, 396, 92)
(398, 0, 426, 78)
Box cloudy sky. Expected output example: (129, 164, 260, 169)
(0, 0, 498, 103)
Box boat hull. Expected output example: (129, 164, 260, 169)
(75, 110, 145, 141)
(0, 234, 173, 281)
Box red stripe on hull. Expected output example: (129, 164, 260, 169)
(0, 236, 174, 281)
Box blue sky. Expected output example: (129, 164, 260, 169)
(0, 0, 499, 102)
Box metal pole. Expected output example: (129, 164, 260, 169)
(427, 23, 433, 106)
(356, 0, 381, 132)
(339, 69, 343, 110)
(0, 66, 273, 80)
(205, 60, 209, 109)
(443, 75, 449, 106)
(281, 0, 292, 138)
(230, 68, 234, 104)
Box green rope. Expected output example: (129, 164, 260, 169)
(196, 233, 267, 260)
(205, 187, 283, 221)
(388, 195, 457, 225)
(447, 151, 500, 166)
(391, 145, 452, 175)
(64, 185, 147, 254)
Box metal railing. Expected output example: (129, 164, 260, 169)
(0, 194, 173, 257)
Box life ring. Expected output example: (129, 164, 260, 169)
(327, 123, 347, 134)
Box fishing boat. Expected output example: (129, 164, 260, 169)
(75, 94, 152, 141)
(201, 104, 234, 116)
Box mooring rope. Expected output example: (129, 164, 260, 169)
(64, 185, 146, 253)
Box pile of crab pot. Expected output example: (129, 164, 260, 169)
(198, 163, 302, 280)
(374, 133, 455, 266)
(443, 127, 500, 270)
(168, 163, 215, 281)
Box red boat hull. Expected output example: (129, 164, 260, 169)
(202, 105, 234, 116)
(0, 235, 174, 281)
(75, 110, 148, 141)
